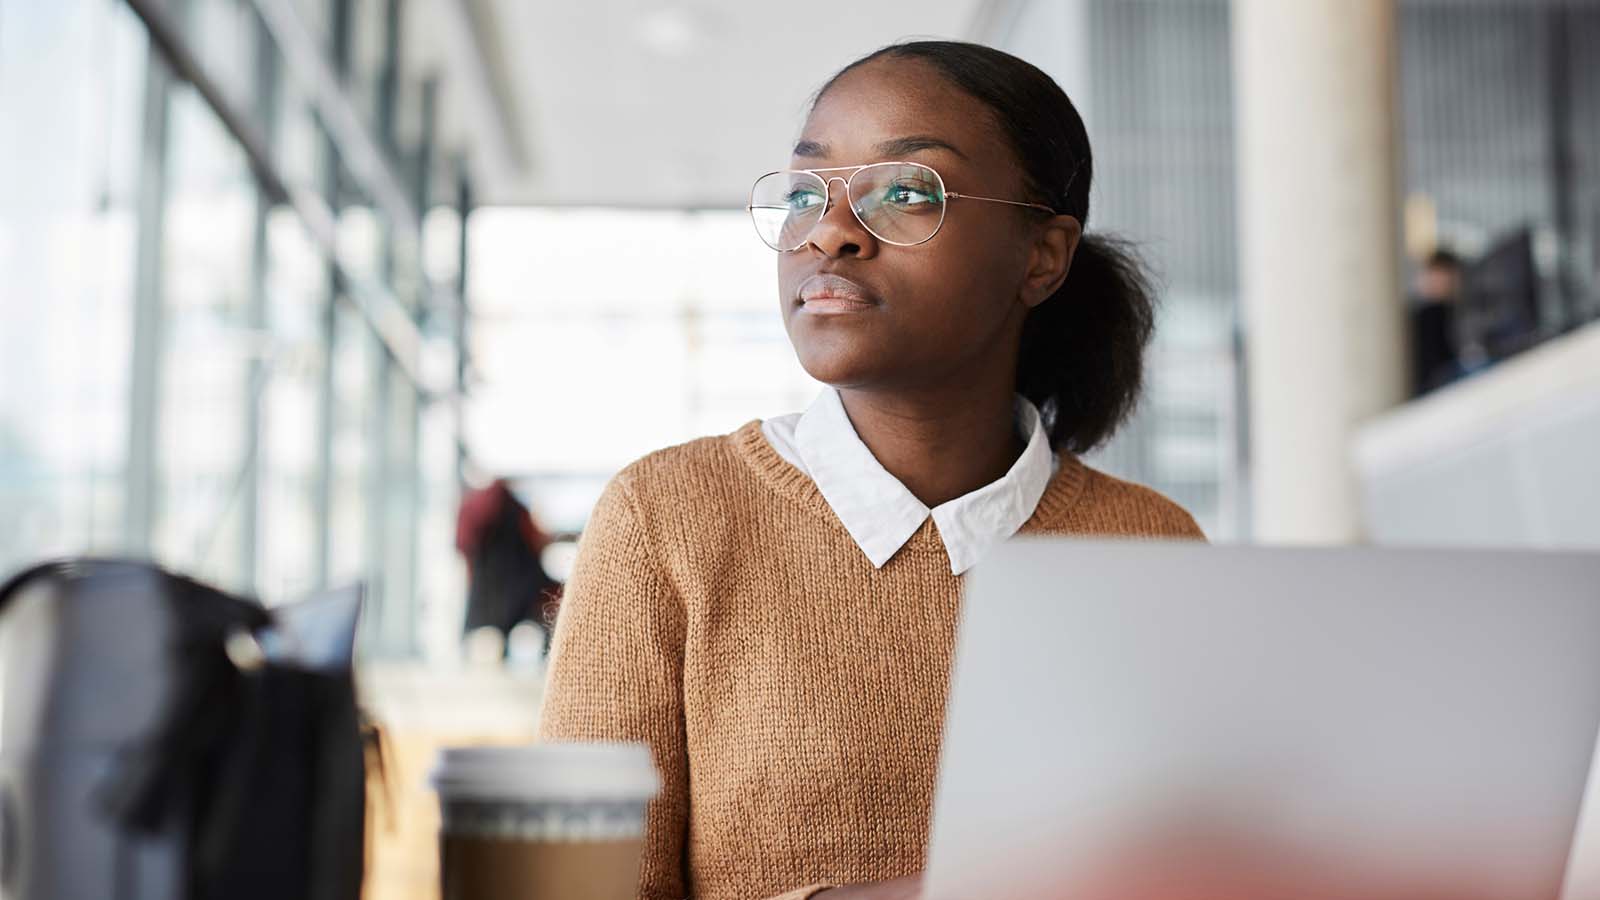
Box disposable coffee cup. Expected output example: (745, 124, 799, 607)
(431, 742, 661, 900)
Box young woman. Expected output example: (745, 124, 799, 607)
(537, 40, 1204, 900)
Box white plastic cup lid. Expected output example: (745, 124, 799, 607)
(430, 742, 661, 803)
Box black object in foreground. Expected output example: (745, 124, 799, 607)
(0, 559, 366, 900)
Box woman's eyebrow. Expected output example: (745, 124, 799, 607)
(876, 135, 969, 160)
(792, 138, 828, 158)
(790, 136, 970, 161)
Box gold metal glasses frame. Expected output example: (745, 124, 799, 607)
(746, 161, 1058, 252)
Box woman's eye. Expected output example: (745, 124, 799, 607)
(883, 182, 939, 207)
(786, 189, 825, 211)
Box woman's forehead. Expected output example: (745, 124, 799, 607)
(796, 59, 1007, 167)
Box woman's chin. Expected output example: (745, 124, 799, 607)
(792, 346, 893, 389)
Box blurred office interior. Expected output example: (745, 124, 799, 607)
(2, 0, 1598, 894)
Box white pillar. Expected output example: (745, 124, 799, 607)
(1232, 0, 1407, 543)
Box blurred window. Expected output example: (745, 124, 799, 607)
(0, 0, 147, 570)
(465, 208, 819, 534)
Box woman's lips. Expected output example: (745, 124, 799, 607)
(796, 274, 880, 314)
(801, 297, 877, 314)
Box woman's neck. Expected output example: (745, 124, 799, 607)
(836, 379, 1025, 509)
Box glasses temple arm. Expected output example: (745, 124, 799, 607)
(945, 192, 1058, 214)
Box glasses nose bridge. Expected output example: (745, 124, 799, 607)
(821, 174, 851, 212)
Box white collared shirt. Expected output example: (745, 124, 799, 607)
(760, 388, 1060, 575)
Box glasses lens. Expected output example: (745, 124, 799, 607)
(749, 171, 827, 251)
(848, 163, 946, 245)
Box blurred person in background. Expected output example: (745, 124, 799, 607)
(537, 41, 1202, 900)
(1409, 247, 1466, 395)
(455, 478, 561, 658)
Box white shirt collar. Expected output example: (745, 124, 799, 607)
(761, 388, 1059, 575)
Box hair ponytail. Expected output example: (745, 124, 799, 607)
(1017, 234, 1157, 454)
(822, 40, 1159, 453)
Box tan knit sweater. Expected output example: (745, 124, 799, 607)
(537, 421, 1205, 900)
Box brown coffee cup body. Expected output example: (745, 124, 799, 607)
(437, 798, 648, 900)
(441, 833, 644, 900)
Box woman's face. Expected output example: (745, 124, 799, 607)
(778, 58, 1044, 393)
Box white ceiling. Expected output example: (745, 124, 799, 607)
(454, 0, 994, 208)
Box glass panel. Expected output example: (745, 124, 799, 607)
(0, 0, 459, 662)
(151, 83, 259, 590)
(328, 299, 375, 586)
(349, 0, 392, 138)
(290, 0, 331, 47)
(259, 205, 325, 601)
(417, 397, 464, 662)
(0, 0, 147, 570)
(181, 0, 259, 121)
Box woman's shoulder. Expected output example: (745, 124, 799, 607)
(583, 422, 801, 569)
(1044, 455, 1207, 541)
(604, 420, 772, 507)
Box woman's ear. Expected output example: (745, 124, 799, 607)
(1020, 215, 1083, 308)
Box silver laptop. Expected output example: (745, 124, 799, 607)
(924, 540, 1600, 900)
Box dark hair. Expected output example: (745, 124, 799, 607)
(817, 40, 1156, 454)
(1426, 247, 1463, 270)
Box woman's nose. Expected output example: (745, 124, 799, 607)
(804, 176, 877, 259)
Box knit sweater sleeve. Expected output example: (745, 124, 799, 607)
(537, 473, 690, 900)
